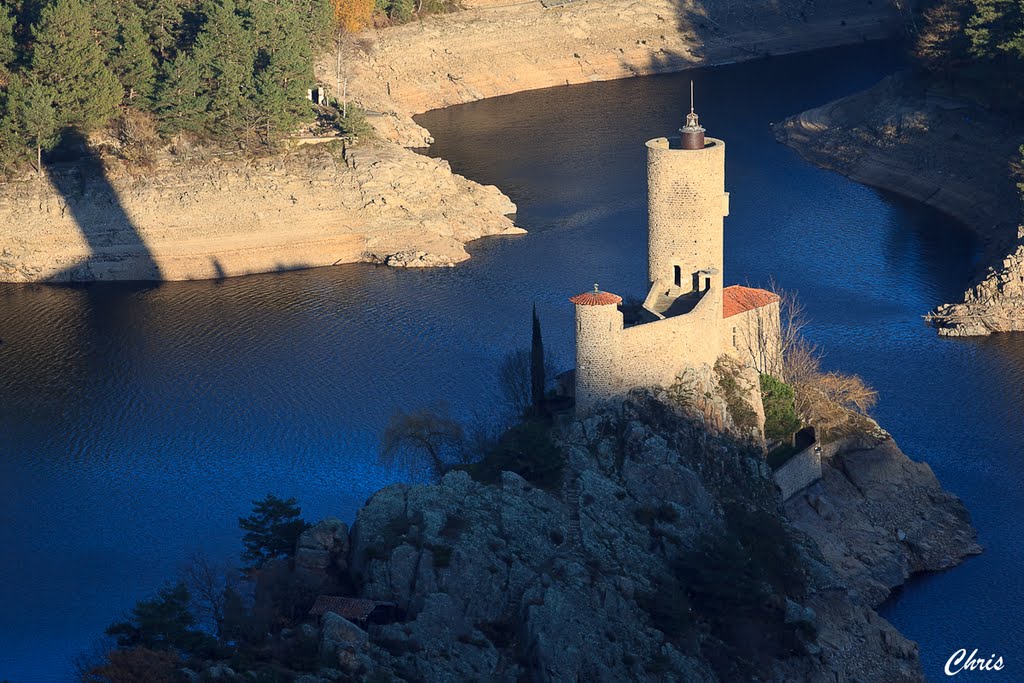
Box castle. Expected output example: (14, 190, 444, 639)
(570, 91, 782, 413)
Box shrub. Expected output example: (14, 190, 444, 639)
(760, 374, 802, 442)
(467, 418, 565, 490)
(716, 363, 758, 433)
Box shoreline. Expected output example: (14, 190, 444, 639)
(0, 0, 901, 283)
(774, 72, 1024, 335)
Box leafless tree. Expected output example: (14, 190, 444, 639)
(180, 552, 240, 638)
(380, 403, 466, 481)
(735, 277, 809, 379)
(497, 347, 560, 418)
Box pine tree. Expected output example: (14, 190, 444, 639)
(138, 0, 185, 63)
(252, 6, 312, 142)
(153, 52, 207, 134)
(112, 2, 157, 101)
(531, 304, 546, 415)
(7, 76, 60, 174)
(0, 5, 16, 76)
(238, 494, 307, 569)
(30, 0, 122, 131)
(191, 0, 255, 137)
(86, 0, 120, 59)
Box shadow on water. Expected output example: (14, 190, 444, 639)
(43, 130, 161, 284)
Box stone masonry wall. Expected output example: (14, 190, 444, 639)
(646, 137, 729, 302)
(774, 444, 823, 500)
(574, 303, 624, 414)
(722, 301, 783, 374)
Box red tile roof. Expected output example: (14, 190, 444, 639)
(309, 595, 380, 621)
(723, 285, 780, 318)
(570, 290, 623, 306)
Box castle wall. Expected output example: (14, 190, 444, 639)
(617, 292, 721, 393)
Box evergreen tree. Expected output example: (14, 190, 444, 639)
(530, 304, 546, 414)
(153, 51, 206, 133)
(86, 0, 120, 59)
(252, 6, 312, 142)
(105, 582, 214, 653)
(138, 0, 185, 63)
(238, 494, 307, 569)
(191, 0, 255, 137)
(30, 0, 122, 130)
(0, 5, 16, 76)
(6, 76, 59, 174)
(112, 1, 157, 101)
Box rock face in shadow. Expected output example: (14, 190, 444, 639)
(335, 387, 977, 682)
(785, 432, 982, 607)
(774, 72, 1024, 335)
(0, 141, 521, 283)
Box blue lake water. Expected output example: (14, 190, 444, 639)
(1, 40, 1022, 681)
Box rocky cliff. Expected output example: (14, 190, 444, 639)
(774, 72, 1024, 335)
(0, 141, 520, 283)
(335, 0, 901, 146)
(927, 240, 1024, 335)
(276, 371, 976, 682)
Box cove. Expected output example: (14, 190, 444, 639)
(1, 40, 1021, 681)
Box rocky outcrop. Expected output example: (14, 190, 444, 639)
(332, 387, 976, 682)
(295, 517, 352, 592)
(786, 432, 982, 607)
(332, 0, 901, 146)
(927, 240, 1024, 335)
(0, 140, 521, 283)
(774, 72, 1024, 335)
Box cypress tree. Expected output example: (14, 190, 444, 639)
(112, 2, 157, 101)
(30, 0, 122, 131)
(531, 304, 546, 414)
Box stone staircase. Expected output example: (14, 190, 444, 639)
(563, 474, 582, 548)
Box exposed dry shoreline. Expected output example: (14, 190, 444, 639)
(337, 0, 902, 146)
(0, 0, 901, 283)
(775, 72, 1024, 335)
(0, 141, 519, 282)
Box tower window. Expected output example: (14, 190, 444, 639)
(673, 265, 681, 287)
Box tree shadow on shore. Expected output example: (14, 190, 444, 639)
(43, 130, 161, 285)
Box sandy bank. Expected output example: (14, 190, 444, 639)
(0, 141, 520, 283)
(774, 72, 1024, 335)
(335, 0, 902, 146)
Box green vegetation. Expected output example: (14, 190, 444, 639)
(105, 582, 217, 654)
(916, 0, 1024, 109)
(760, 374, 802, 443)
(639, 503, 811, 680)
(238, 494, 308, 570)
(0, 0, 334, 173)
(462, 418, 566, 490)
(715, 360, 758, 433)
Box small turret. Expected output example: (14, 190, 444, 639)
(680, 80, 705, 150)
(570, 284, 623, 414)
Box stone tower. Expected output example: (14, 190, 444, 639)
(645, 84, 729, 321)
(570, 285, 623, 413)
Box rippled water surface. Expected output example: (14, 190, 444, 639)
(2, 41, 1022, 681)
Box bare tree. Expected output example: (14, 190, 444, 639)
(180, 552, 240, 638)
(734, 277, 808, 379)
(498, 347, 560, 418)
(380, 403, 466, 481)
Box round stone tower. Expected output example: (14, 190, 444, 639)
(645, 86, 729, 315)
(570, 285, 623, 414)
